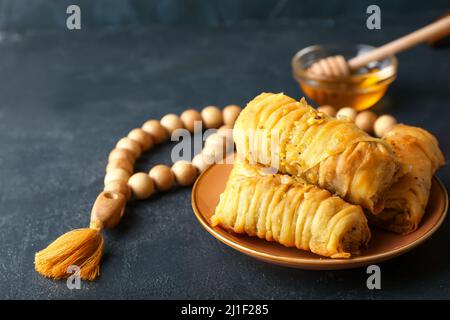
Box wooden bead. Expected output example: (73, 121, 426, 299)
(336, 107, 357, 121)
(201, 148, 217, 165)
(317, 105, 336, 117)
(206, 132, 230, 154)
(355, 111, 377, 133)
(142, 119, 168, 144)
(192, 153, 211, 173)
(203, 143, 226, 163)
(108, 148, 134, 164)
(116, 137, 141, 159)
(180, 109, 202, 133)
(217, 125, 234, 145)
(128, 128, 154, 151)
(90, 191, 126, 229)
(218, 124, 233, 132)
(160, 114, 184, 135)
(104, 180, 132, 200)
(205, 133, 226, 148)
(222, 105, 241, 126)
(171, 161, 198, 187)
(128, 173, 154, 200)
(374, 115, 397, 137)
(201, 106, 223, 129)
(106, 159, 133, 175)
(104, 168, 130, 186)
(149, 164, 174, 191)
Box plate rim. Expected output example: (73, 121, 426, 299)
(192, 163, 449, 269)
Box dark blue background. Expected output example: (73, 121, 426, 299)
(0, 0, 449, 29)
(0, 0, 449, 299)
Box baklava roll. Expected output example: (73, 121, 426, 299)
(369, 125, 445, 234)
(211, 161, 371, 258)
(233, 92, 401, 213)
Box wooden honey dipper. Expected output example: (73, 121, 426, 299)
(309, 15, 450, 78)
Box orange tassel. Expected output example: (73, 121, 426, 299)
(34, 227, 104, 281)
(34, 191, 125, 281)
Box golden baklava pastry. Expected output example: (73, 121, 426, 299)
(211, 161, 371, 258)
(233, 92, 401, 213)
(369, 125, 445, 234)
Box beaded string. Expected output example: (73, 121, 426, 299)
(104, 104, 241, 201)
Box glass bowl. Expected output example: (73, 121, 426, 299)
(292, 44, 398, 111)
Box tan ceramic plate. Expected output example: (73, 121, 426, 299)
(192, 163, 448, 270)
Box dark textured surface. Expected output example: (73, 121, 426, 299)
(0, 15, 449, 299)
(0, 0, 447, 30)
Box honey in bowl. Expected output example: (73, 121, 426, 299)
(292, 44, 398, 111)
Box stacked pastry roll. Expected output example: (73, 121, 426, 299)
(212, 160, 371, 258)
(370, 125, 445, 234)
(212, 92, 444, 259)
(233, 92, 401, 213)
